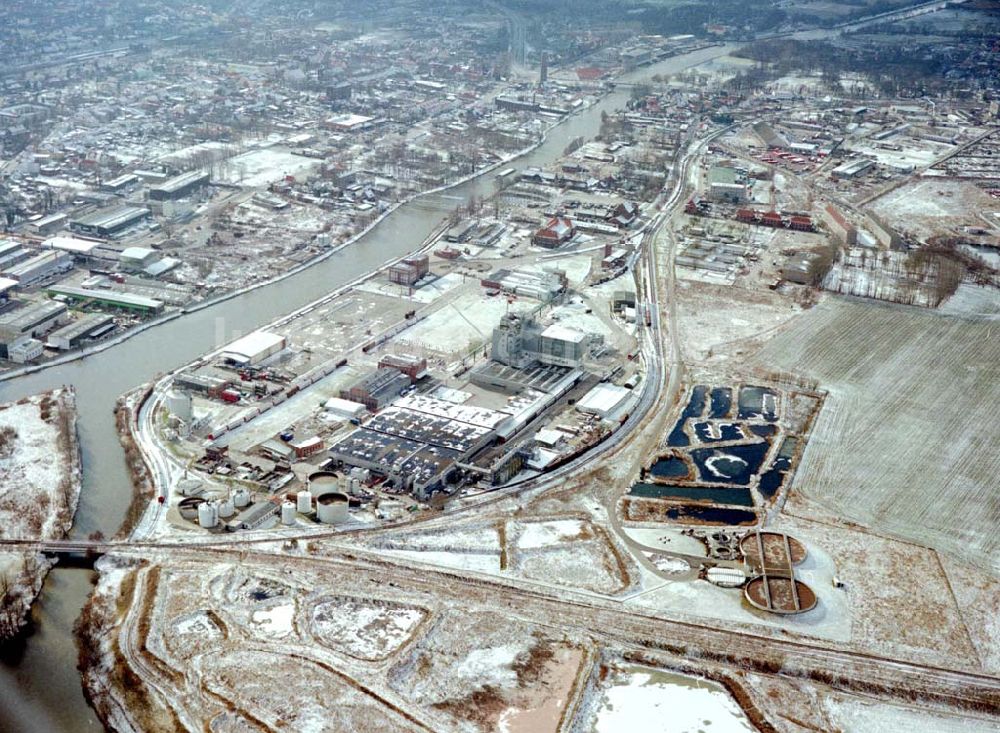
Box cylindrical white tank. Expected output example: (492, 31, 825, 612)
(296, 490, 312, 514)
(233, 488, 251, 508)
(166, 390, 193, 422)
(218, 497, 234, 519)
(198, 501, 218, 529)
(281, 500, 296, 525)
(316, 492, 349, 524)
(348, 477, 360, 495)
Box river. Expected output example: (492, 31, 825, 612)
(0, 43, 734, 733)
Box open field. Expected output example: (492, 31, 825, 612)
(752, 298, 1000, 574)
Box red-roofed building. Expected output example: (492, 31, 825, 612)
(760, 211, 784, 228)
(736, 209, 757, 223)
(533, 217, 576, 248)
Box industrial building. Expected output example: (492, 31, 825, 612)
(821, 204, 858, 246)
(831, 158, 876, 180)
(339, 367, 411, 411)
(328, 394, 514, 498)
(45, 285, 165, 314)
(707, 166, 749, 203)
(0, 300, 69, 357)
(480, 268, 567, 300)
(490, 313, 588, 369)
(30, 213, 68, 236)
(0, 241, 30, 272)
(220, 331, 287, 367)
(148, 170, 211, 201)
(119, 247, 160, 272)
(69, 205, 150, 238)
(43, 236, 101, 261)
(378, 353, 428, 383)
(100, 173, 140, 194)
(2, 250, 73, 287)
(533, 216, 576, 248)
(388, 254, 429, 286)
(46, 313, 115, 350)
(576, 382, 635, 420)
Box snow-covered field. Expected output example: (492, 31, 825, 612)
(218, 147, 321, 187)
(753, 298, 1000, 575)
(0, 388, 80, 637)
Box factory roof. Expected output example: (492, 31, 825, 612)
(46, 285, 163, 310)
(47, 312, 114, 342)
(150, 170, 210, 194)
(43, 236, 100, 255)
(576, 382, 633, 417)
(541, 322, 587, 343)
(0, 300, 67, 330)
(221, 331, 285, 363)
(71, 205, 149, 230)
(0, 277, 17, 295)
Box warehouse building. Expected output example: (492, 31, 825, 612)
(100, 174, 140, 194)
(2, 250, 73, 287)
(576, 382, 635, 420)
(0, 240, 30, 271)
(0, 300, 69, 357)
(46, 313, 116, 350)
(43, 236, 101, 261)
(119, 247, 160, 272)
(831, 159, 876, 180)
(45, 285, 165, 315)
(339, 368, 411, 412)
(220, 331, 287, 367)
(30, 213, 68, 236)
(70, 205, 150, 238)
(707, 166, 748, 203)
(388, 254, 430, 286)
(149, 170, 210, 201)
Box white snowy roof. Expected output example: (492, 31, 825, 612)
(541, 322, 586, 343)
(221, 331, 285, 363)
(576, 383, 632, 416)
(43, 236, 100, 254)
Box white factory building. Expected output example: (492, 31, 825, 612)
(220, 331, 287, 366)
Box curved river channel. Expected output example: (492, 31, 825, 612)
(1, 43, 732, 732)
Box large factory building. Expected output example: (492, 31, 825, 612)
(70, 205, 151, 239)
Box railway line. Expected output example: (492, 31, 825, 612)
(101, 542, 1000, 718)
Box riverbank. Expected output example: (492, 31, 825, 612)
(0, 388, 81, 640)
(0, 118, 561, 386)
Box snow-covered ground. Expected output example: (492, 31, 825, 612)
(0, 388, 81, 637)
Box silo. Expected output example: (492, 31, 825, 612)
(348, 477, 360, 495)
(296, 489, 312, 514)
(166, 390, 193, 422)
(218, 497, 235, 519)
(198, 501, 218, 529)
(316, 492, 349, 524)
(281, 500, 297, 525)
(233, 488, 251, 508)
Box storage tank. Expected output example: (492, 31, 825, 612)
(233, 488, 251, 508)
(217, 497, 234, 519)
(316, 491, 349, 524)
(198, 501, 218, 529)
(166, 390, 193, 422)
(348, 477, 360, 495)
(308, 471, 339, 493)
(281, 500, 296, 526)
(296, 489, 312, 514)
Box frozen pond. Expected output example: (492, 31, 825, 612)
(589, 665, 755, 733)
